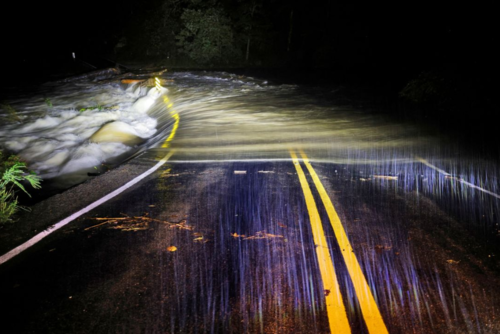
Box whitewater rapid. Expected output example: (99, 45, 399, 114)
(0, 74, 170, 182)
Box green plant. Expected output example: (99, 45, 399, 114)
(0, 152, 42, 224)
(79, 100, 106, 112)
(0, 188, 18, 223)
(80, 105, 102, 112)
(399, 71, 445, 104)
(1, 103, 21, 122)
(176, 7, 239, 64)
(44, 98, 53, 107)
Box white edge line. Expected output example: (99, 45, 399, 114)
(415, 156, 451, 175)
(416, 156, 500, 200)
(456, 179, 500, 199)
(0, 150, 175, 266)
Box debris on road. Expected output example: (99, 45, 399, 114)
(373, 175, 398, 180)
(193, 232, 206, 243)
(232, 231, 284, 240)
(84, 213, 192, 232)
(168, 219, 194, 231)
(374, 244, 393, 254)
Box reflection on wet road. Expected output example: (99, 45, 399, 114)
(1, 154, 499, 333)
(0, 71, 499, 333)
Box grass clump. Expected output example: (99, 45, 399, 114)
(1, 103, 21, 122)
(0, 151, 41, 224)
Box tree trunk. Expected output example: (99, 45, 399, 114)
(245, 2, 257, 64)
(287, 9, 294, 52)
(245, 38, 251, 63)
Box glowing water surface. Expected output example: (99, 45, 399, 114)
(1, 70, 499, 212)
(1, 70, 499, 207)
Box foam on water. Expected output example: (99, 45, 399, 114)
(0, 78, 163, 180)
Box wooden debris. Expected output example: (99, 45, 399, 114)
(161, 172, 179, 178)
(87, 213, 171, 232)
(85, 213, 198, 239)
(121, 79, 145, 84)
(373, 175, 398, 180)
(84, 221, 115, 231)
(238, 231, 284, 240)
(374, 244, 393, 254)
(108, 222, 149, 231)
(121, 76, 173, 86)
(169, 220, 194, 231)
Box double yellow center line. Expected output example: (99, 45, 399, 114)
(290, 149, 388, 334)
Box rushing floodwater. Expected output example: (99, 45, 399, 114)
(1, 70, 499, 230)
(0, 70, 468, 176)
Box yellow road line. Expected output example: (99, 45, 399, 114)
(161, 94, 180, 148)
(1, 79, 179, 266)
(299, 150, 388, 334)
(290, 150, 351, 334)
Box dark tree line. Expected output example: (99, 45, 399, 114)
(114, 0, 496, 104)
(118, 0, 274, 66)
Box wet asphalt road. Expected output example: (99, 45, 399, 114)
(1, 149, 499, 334)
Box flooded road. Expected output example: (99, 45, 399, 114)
(0, 70, 499, 333)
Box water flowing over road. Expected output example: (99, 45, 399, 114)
(0, 70, 499, 333)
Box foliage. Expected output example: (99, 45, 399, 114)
(117, 0, 274, 66)
(399, 71, 446, 104)
(1, 103, 21, 122)
(144, 0, 186, 57)
(0, 151, 42, 224)
(176, 7, 239, 65)
(233, 0, 271, 64)
(44, 98, 53, 107)
(0, 188, 18, 223)
(78, 100, 117, 112)
(80, 105, 104, 112)
(399, 70, 468, 111)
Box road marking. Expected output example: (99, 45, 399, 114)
(1, 88, 180, 266)
(0, 150, 176, 266)
(290, 150, 351, 334)
(416, 156, 500, 200)
(299, 150, 388, 334)
(160, 94, 180, 149)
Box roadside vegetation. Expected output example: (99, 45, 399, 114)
(117, 0, 272, 67)
(0, 151, 41, 224)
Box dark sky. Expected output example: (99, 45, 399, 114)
(4, 0, 154, 57)
(3, 0, 496, 78)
